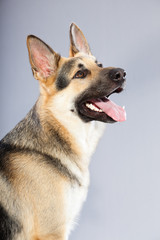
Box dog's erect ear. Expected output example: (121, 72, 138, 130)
(69, 23, 91, 57)
(27, 35, 61, 81)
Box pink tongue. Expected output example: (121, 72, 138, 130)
(92, 98, 126, 122)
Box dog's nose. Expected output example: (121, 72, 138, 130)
(109, 68, 126, 82)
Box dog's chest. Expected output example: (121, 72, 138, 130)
(22, 165, 89, 238)
(64, 176, 89, 234)
(35, 172, 89, 237)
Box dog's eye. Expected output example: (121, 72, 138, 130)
(95, 60, 103, 68)
(97, 63, 103, 68)
(74, 70, 88, 79)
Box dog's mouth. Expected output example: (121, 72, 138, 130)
(76, 86, 126, 123)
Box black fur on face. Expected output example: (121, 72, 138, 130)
(55, 57, 92, 90)
(56, 58, 80, 90)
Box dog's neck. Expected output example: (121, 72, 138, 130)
(37, 91, 106, 163)
(53, 111, 105, 160)
(38, 97, 106, 163)
(38, 101, 106, 183)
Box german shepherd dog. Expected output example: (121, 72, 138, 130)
(0, 23, 126, 240)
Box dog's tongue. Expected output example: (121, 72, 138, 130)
(93, 98, 126, 122)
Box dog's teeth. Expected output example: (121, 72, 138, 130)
(86, 103, 103, 112)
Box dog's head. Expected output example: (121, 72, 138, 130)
(27, 23, 126, 124)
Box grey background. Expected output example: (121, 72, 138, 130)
(0, 0, 160, 239)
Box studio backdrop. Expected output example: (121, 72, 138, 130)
(0, 1, 160, 239)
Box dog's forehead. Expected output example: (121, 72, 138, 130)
(59, 55, 97, 75)
(76, 54, 97, 64)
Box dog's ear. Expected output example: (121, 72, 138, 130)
(27, 35, 61, 82)
(69, 23, 92, 57)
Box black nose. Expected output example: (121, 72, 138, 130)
(109, 68, 126, 82)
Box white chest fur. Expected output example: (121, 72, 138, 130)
(64, 170, 90, 237)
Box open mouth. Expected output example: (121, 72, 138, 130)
(77, 86, 126, 123)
